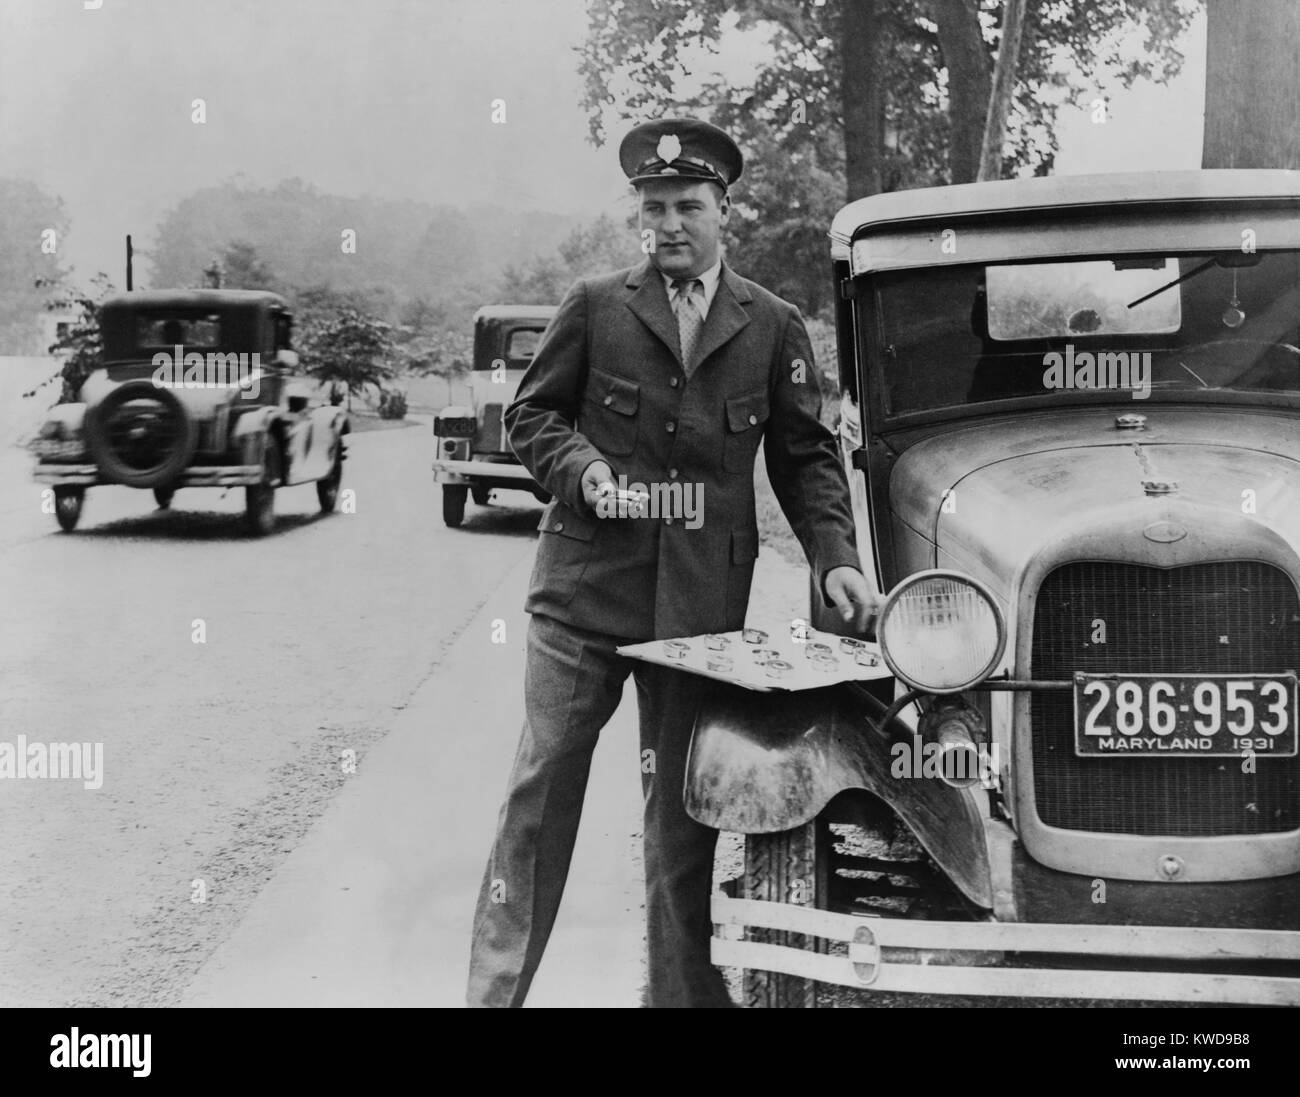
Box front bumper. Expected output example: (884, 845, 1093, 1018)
(33, 463, 265, 487)
(431, 458, 536, 486)
(712, 896, 1300, 1004)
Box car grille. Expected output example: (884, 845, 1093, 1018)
(1030, 561, 1300, 836)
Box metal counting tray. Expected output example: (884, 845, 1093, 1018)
(617, 621, 890, 692)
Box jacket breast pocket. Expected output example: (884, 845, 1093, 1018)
(723, 388, 771, 473)
(580, 367, 640, 457)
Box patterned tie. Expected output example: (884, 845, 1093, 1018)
(671, 278, 703, 373)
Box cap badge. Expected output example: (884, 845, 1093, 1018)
(656, 134, 681, 163)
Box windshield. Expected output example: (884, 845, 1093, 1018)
(872, 249, 1300, 415)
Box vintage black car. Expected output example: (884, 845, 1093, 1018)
(693, 170, 1300, 1006)
(31, 290, 349, 535)
(432, 305, 555, 526)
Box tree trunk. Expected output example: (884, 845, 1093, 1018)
(977, 0, 1030, 181)
(932, 0, 993, 184)
(840, 0, 886, 200)
(1202, 0, 1300, 169)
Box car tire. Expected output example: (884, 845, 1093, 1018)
(470, 484, 491, 506)
(742, 819, 826, 1009)
(317, 447, 343, 513)
(53, 486, 84, 532)
(442, 485, 467, 528)
(84, 381, 198, 488)
(153, 487, 175, 510)
(245, 438, 282, 537)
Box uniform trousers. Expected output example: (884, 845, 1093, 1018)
(467, 611, 733, 1008)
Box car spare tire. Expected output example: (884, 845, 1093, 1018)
(84, 381, 199, 488)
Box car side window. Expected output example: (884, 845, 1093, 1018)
(274, 313, 294, 352)
(505, 327, 543, 364)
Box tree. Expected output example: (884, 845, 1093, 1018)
(1202, 0, 1300, 169)
(0, 178, 69, 354)
(721, 126, 844, 316)
(149, 178, 579, 317)
(297, 308, 398, 410)
(579, 0, 1196, 199)
(977, 0, 1030, 181)
(498, 214, 644, 304)
(29, 274, 116, 403)
(398, 327, 472, 380)
(219, 241, 282, 292)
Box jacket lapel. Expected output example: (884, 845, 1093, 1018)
(692, 262, 752, 371)
(625, 259, 683, 366)
(624, 258, 754, 372)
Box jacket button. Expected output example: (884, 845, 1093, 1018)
(666, 421, 676, 433)
(748, 413, 758, 425)
(554, 522, 564, 531)
(670, 377, 679, 388)
(668, 468, 678, 479)
(665, 517, 674, 525)
(603, 395, 613, 406)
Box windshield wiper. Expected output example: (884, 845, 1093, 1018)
(1126, 257, 1218, 310)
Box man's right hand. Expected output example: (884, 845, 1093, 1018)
(580, 459, 615, 513)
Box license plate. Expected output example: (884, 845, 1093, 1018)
(436, 418, 476, 438)
(1073, 673, 1299, 758)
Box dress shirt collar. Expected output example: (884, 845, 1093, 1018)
(662, 258, 723, 320)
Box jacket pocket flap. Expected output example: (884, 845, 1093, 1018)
(725, 389, 770, 433)
(588, 368, 640, 416)
(731, 527, 760, 564)
(537, 500, 598, 541)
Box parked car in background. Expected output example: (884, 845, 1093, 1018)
(432, 305, 554, 526)
(694, 170, 1300, 1006)
(31, 290, 349, 535)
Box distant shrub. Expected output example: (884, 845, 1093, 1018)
(378, 389, 408, 420)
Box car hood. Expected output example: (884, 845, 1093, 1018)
(891, 407, 1300, 599)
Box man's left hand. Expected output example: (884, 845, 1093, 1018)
(824, 566, 881, 637)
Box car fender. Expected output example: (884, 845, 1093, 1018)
(230, 406, 283, 466)
(308, 404, 350, 440)
(684, 682, 994, 907)
(231, 405, 280, 440)
(41, 403, 88, 435)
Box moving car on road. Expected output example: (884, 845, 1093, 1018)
(432, 305, 554, 526)
(31, 290, 349, 535)
(694, 170, 1300, 1006)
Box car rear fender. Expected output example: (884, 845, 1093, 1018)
(231, 406, 280, 465)
(42, 403, 88, 434)
(685, 682, 995, 907)
(308, 404, 350, 441)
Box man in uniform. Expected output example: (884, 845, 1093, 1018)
(467, 118, 878, 1008)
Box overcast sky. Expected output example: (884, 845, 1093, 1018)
(0, 0, 1205, 283)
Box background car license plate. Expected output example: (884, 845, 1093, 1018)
(1073, 673, 1299, 757)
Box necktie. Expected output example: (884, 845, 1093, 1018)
(671, 278, 703, 373)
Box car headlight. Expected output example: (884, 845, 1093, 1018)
(877, 570, 1006, 693)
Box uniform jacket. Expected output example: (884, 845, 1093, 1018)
(504, 257, 861, 640)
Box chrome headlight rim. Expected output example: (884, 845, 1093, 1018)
(877, 568, 1007, 694)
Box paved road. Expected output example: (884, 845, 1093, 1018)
(0, 421, 805, 1007)
(0, 422, 548, 1006)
